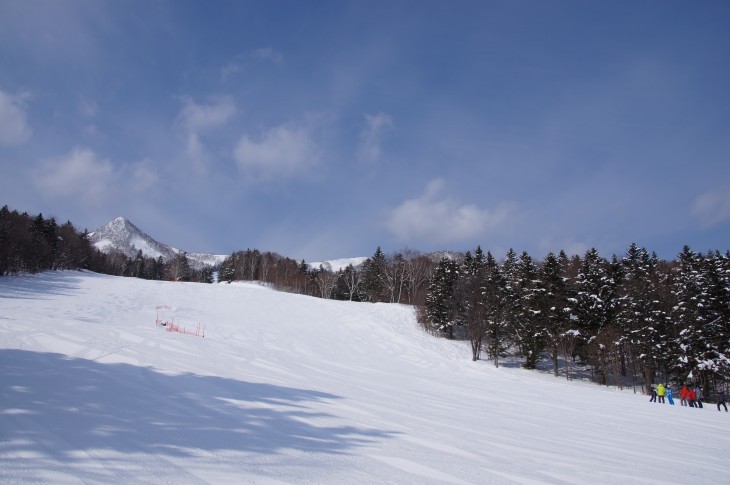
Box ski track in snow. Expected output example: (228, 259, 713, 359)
(1, 271, 729, 484)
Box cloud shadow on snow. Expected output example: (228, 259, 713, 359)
(0, 349, 398, 464)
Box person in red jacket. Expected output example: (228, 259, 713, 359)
(688, 387, 697, 408)
(680, 385, 689, 406)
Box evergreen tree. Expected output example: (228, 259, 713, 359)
(703, 251, 730, 383)
(199, 266, 214, 284)
(557, 250, 582, 380)
(332, 264, 362, 301)
(673, 246, 707, 383)
(218, 254, 236, 283)
(132, 249, 145, 278)
(500, 248, 520, 352)
(473, 245, 486, 269)
(425, 257, 459, 338)
(455, 249, 488, 360)
(481, 251, 508, 367)
(361, 247, 388, 302)
(151, 256, 165, 280)
(617, 243, 666, 389)
(540, 252, 571, 377)
(29, 213, 51, 272)
(574, 248, 619, 384)
(0, 206, 11, 274)
(510, 251, 544, 369)
(674, 247, 730, 388)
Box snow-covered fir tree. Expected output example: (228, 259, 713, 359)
(673, 247, 730, 389)
(425, 257, 459, 339)
(617, 243, 667, 389)
(361, 247, 388, 302)
(539, 251, 572, 377)
(481, 251, 509, 368)
(510, 251, 544, 369)
(573, 248, 620, 384)
(454, 249, 489, 361)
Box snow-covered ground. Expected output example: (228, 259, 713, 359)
(308, 257, 368, 272)
(1, 271, 728, 484)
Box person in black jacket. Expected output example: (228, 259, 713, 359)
(649, 384, 657, 402)
(718, 390, 728, 412)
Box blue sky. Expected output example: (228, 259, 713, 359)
(1, 1, 729, 262)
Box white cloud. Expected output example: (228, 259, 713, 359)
(221, 62, 243, 81)
(233, 123, 321, 182)
(252, 47, 283, 64)
(78, 96, 98, 118)
(0, 88, 32, 145)
(358, 112, 393, 162)
(387, 179, 517, 245)
(221, 48, 283, 81)
(126, 158, 160, 192)
(692, 188, 730, 229)
(177, 95, 235, 133)
(176, 96, 236, 171)
(33, 147, 114, 201)
(32, 147, 162, 204)
(185, 132, 206, 171)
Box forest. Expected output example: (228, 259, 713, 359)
(2, 205, 728, 399)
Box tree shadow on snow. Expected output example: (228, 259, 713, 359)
(0, 271, 103, 300)
(0, 349, 398, 462)
(488, 353, 598, 383)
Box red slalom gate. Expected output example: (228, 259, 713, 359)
(155, 305, 205, 338)
(164, 320, 205, 338)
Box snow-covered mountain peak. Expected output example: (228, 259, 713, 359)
(88, 217, 226, 269)
(110, 216, 130, 227)
(91, 216, 141, 238)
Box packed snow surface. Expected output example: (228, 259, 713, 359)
(1, 272, 728, 484)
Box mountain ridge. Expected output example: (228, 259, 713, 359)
(88, 217, 458, 273)
(88, 217, 226, 269)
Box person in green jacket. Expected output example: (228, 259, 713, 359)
(657, 383, 666, 404)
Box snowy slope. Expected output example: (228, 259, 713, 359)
(1, 272, 729, 484)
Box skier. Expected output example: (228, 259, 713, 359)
(717, 390, 728, 412)
(666, 386, 675, 405)
(657, 383, 666, 404)
(695, 386, 704, 409)
(688, 387, 697, 408)
(680, 385, 689, 406)
(649, 384, 657, 403)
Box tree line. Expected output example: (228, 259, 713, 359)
(422, 244, 730, 400)
(3, 205, 728, 398)
(219, 242, 728, 402)
(0, 206, 212, 282)
(217, 246, 436, 304)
